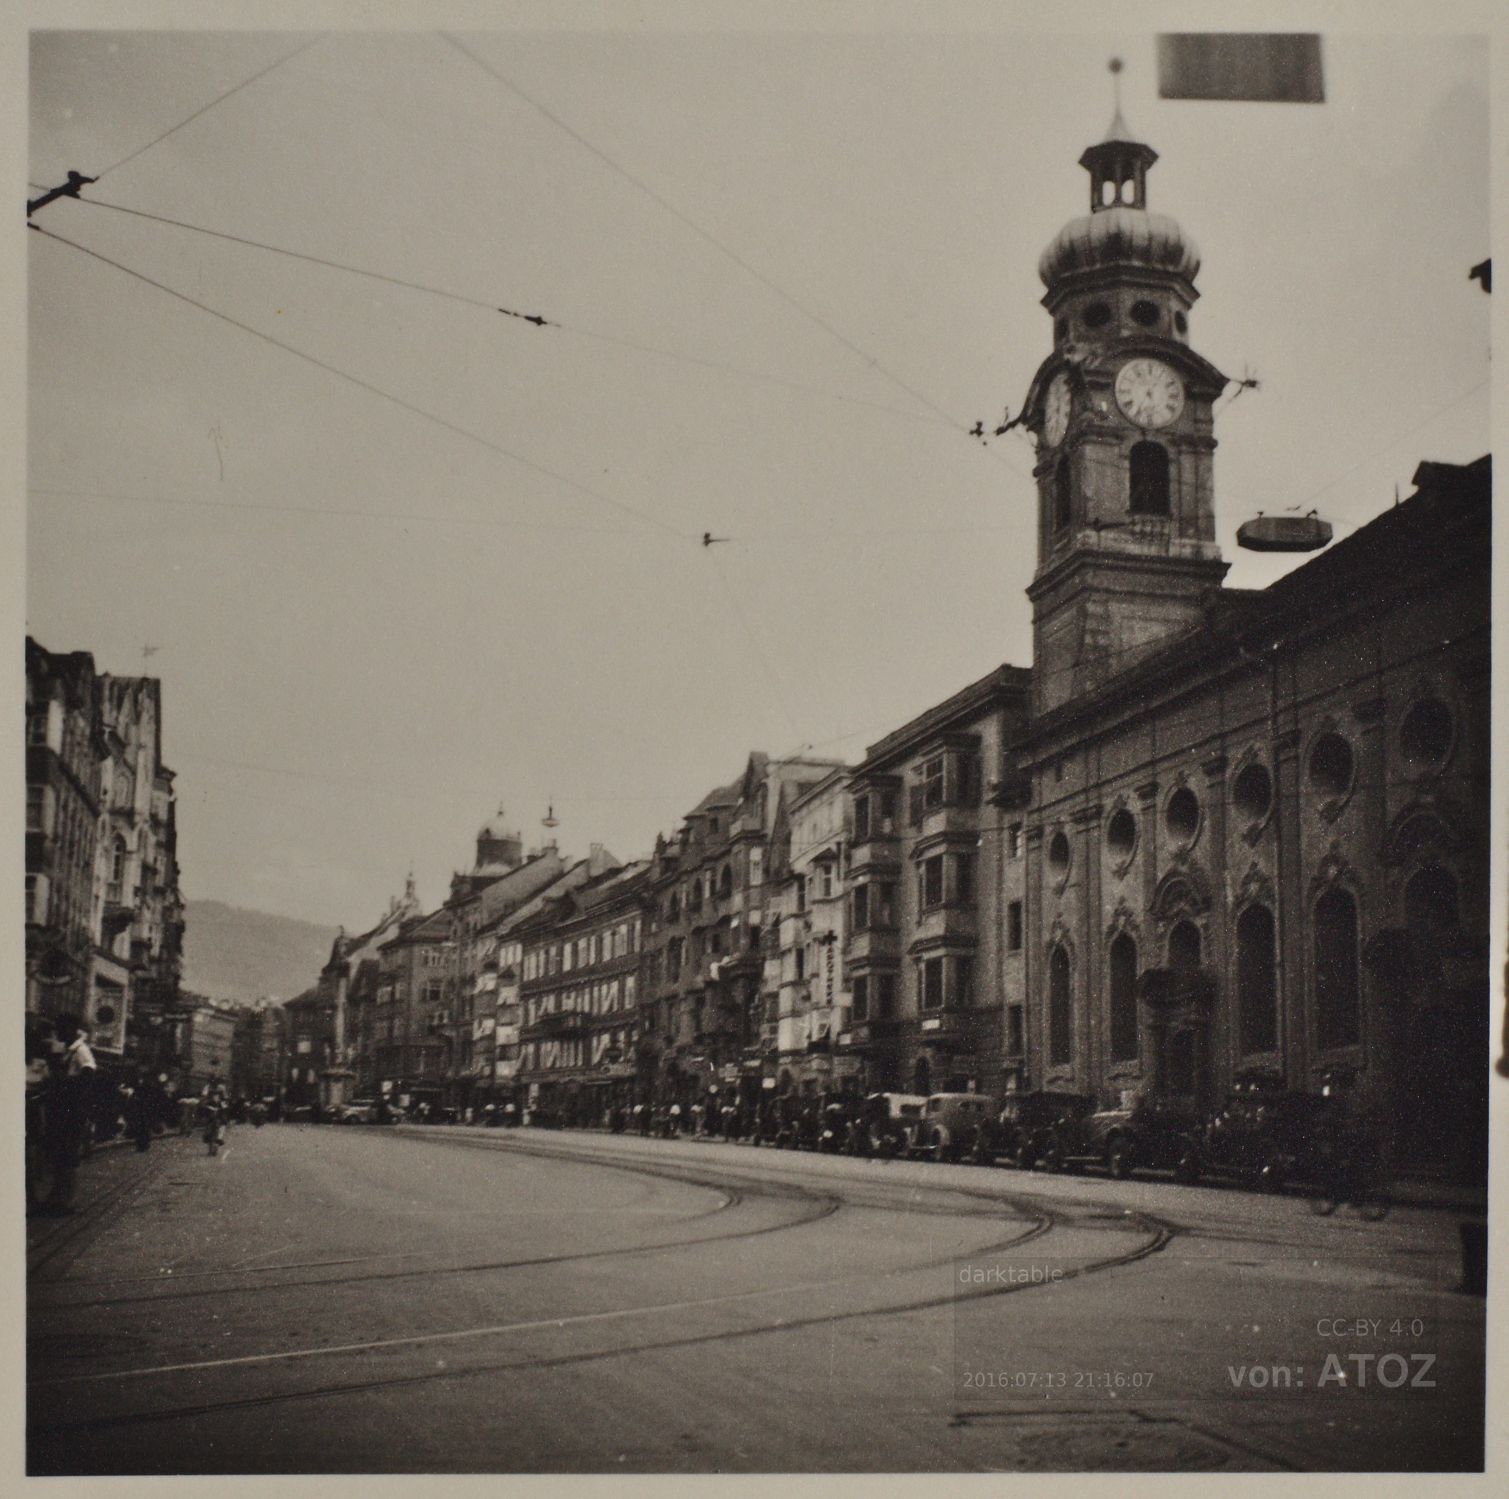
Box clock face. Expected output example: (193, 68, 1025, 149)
(1042, 373, 1072, 448)
(1114, 358, 1185, 429)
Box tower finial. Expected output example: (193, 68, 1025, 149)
(1106, 56, 1131, 141)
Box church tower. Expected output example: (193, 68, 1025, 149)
(1023, 84, 1230, 715)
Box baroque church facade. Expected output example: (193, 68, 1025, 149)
(1006, 115, 1490, 1165)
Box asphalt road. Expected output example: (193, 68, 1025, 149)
(27, 1121, 1485, 1474)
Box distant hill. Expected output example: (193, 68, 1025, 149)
(181, 901, 339, 1006)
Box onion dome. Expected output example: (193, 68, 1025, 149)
(1039, 206, 1200, 289)
(1038, 102, 1200, 290)
(477, 803, 517, 842)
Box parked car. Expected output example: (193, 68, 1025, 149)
(857, 1092, 928, 1159)
(1045, 1087, 1202, 1182)
(1193, 1071, 1332, 1191)
(338, 1098, 380, 1124)
(917, 1092, 1000, 1162)
(978, 1090, 1097, 1168)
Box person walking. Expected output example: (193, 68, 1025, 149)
(39, 1015, 97, 1216)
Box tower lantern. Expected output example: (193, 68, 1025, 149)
(1021, 68, 1231, 714)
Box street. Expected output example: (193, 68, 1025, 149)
(28, 1122, 1483, 1474)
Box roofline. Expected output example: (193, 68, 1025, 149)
(859, 663, 1031, 770)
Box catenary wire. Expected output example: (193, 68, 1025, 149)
(58, 194, 961, 431)
(89, 34, 328, 182)
(29, 223, 694, 542)
(436, 29, 1033, 488)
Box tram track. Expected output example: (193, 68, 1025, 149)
(30, 1152, 1168, 1441)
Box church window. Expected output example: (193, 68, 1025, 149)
(1308, 733, 1354, 801)
(1130, 299, 1160, 327)
(1048, 945, 1072, 1066)
(1314, 889, 1360, 1049)
(1169, 919, 1202, 974)
(1082, 301, 1111, 329)
(1052, 457, 1072, 533)
(1106, 807, 1137, 861)
(1108, 932, 1139, 1063)
(1232, 762, 1273, 824)
(1165, 785, 1200, 846)
(1405, 864, 1459, 938)
(1129, 441, 1171, 516)
(1399, 699, 1453, 770)
(1236, 904, 1278, 1054)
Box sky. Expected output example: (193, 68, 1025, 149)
(20, 9, 1492, 929)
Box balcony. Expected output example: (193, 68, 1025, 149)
(520, 1008, 587, 1041)
(846, 928, 900, 965)
(916, 803, 980, 841)
(910, 906, 977, 951)
(848, 835, 900, 877)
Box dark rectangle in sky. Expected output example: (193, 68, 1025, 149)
(1157, 34, 1325, 103)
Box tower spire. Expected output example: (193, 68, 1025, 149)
(1106, 56, 1130, 140)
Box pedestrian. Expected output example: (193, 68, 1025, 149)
(126, 1072, 153, 1152)
(39, 1015, 97, 1216)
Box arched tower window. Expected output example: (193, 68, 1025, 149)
(1052, 456, 1072, 534)
(1129, 441, 1171, 516)
(1235, 904, 1278, 1055)
(1107, 932, 1139, 1063)
(1314, 889, 1360, 1050)
(1048, 945, 1072, 1066)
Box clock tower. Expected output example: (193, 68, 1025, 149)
(1023, 97, 1230, 715)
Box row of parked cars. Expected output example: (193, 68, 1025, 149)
(801, 1071, 1361, 1194)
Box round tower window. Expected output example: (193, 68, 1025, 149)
(1307, 733, 1354, 800)
(1130, 300, 1160, 327)
(1399, 699, 1452, 769)
(1048, 830, 1071, 880)
(1165, 786, 1200, 845)
(1106, 807, 1137, 861)
(1174, 311, 1188, 335)
(1082, 301, 1112, 330)
(1231, 762, 1273, 823)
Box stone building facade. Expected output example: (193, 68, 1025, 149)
(638, 753, 842, 1111)
(1002, 113, 1490, 1168)
(839, 667, 1033, 1100)
(515, 858, 647, 1121)
(765, 768, 853, 1095)
(24, 639, 183, 1075)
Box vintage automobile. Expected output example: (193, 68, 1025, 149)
(1044, 1086, 1202, 1181)
(337, 1098, 380, 1124)
(1192, 1071, 1333, 1191)
(855, 1092, 928, 1159)
(978, 1090, 1098, 1168)
(916, 1092, 1000, 1162)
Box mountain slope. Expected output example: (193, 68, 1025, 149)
(181, 900, 339, 1006)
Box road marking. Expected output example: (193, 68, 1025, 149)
(42, 1266, 918, 1385)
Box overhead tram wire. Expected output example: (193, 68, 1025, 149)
(55, 194, 959, 432)
(435, 32, 1038, 488)
(30, 223, 693, 544)
(88, 34, 329, 183)
(28, 484, 651, 538)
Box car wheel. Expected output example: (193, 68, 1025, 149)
(1106, 1137, 1133, 1180)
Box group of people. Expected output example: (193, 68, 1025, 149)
(25, 1012, 266, 1215)
(25, 1013, 99, 1217)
